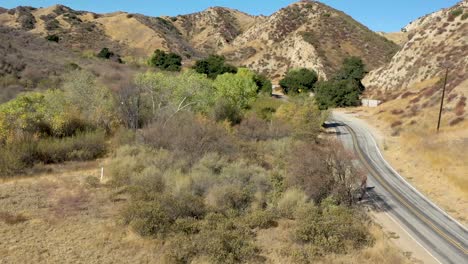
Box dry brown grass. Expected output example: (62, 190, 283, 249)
(0, 162, 167, 264)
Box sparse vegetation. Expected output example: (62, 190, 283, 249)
(448, 8, 463, 21)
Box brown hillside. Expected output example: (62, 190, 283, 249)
(363, 1, 468, 129)
(223, 1, 399, 80)
(0, 1, 399, 81)
(358, 1, 468, 221)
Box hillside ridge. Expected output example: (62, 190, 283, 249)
(0, 1, 399, 80)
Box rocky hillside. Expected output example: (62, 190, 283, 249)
(222, 1, 398, 80)
(363, 1, 467, 129)
(0, 1, 399, 81)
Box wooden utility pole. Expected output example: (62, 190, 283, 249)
(437, 68, 449, 132)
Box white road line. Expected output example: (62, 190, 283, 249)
(361, 120, 468, 232)
(368, 194, 443, 264)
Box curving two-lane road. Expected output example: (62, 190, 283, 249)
(331, 112, 467, 264)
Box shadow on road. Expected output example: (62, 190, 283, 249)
(358, 187, 393, 213)
(323, 121, 348, 136)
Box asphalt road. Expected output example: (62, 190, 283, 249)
(331, 112, 468, 264)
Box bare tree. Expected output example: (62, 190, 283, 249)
(117, 81, 141, 130)
(286, 140, 364, 206)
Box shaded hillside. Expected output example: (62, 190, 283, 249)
(364, 1, 467, 129)
(0, 1, 399, 81)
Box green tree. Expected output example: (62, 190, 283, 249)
(148, 49, 182, 72)
(279, 68, 318, 94)
(314, 57, 366, 109)
(314, 79, 361, 110)
(62, 70, 117, 131)
(134, 70, 216, 118)
(193, 55, 237, 79)
(0, 89, 86, 142)
(253, 74, 272, 94)
(213, 70, 258, 110)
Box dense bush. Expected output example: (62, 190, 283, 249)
(0, 90, 90, 142)
(34, 130, 106, 163)
(237, 114, 292, 141)
(148, 49, 182, 72)
(0, 130, 106, 176)
(275, 97, 326, 141)
(293, 200, 372, 256)
(139, 113, 235, 164)
(193, 55, 237, 79)
(213, 68, 258, 110)
(286, 141, 362, 205)
(212, 99, 243, 124)
(253, 73, 273, 94)
(314, 79, 362, 110)
(280, 68, 318, 94)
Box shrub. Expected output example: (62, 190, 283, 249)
(148, 49, 182, 72)
(237, 114, 291, 141)
(250, 95, 284, 121)
(293, 201, 372, 256)
(107, 145, 175, 187)
(253, 73, 273, 94)
(122, 200, 172, 236)
(34, 130, 106, 164)
(1, 130, 102, 176)
(212, 99, 243, 124)
(275, 98, 325, 141)
(164, 214, 260, 264)
(286, 141, 361, 205)
(448, 8, 463, 21)
(97, 47, 113, 59)
(45, 34, 59, 42)
(205, 184, 253, 212)
(277, 188, 309, 218)
(0, 211, 28, 225)
(0, 135, 38, 176)
(243, 209, 277, 229)
(280, 68, 318, 94)
(140, 113, 235, 165)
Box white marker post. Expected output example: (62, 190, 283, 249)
(100, 167, 104, 182)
